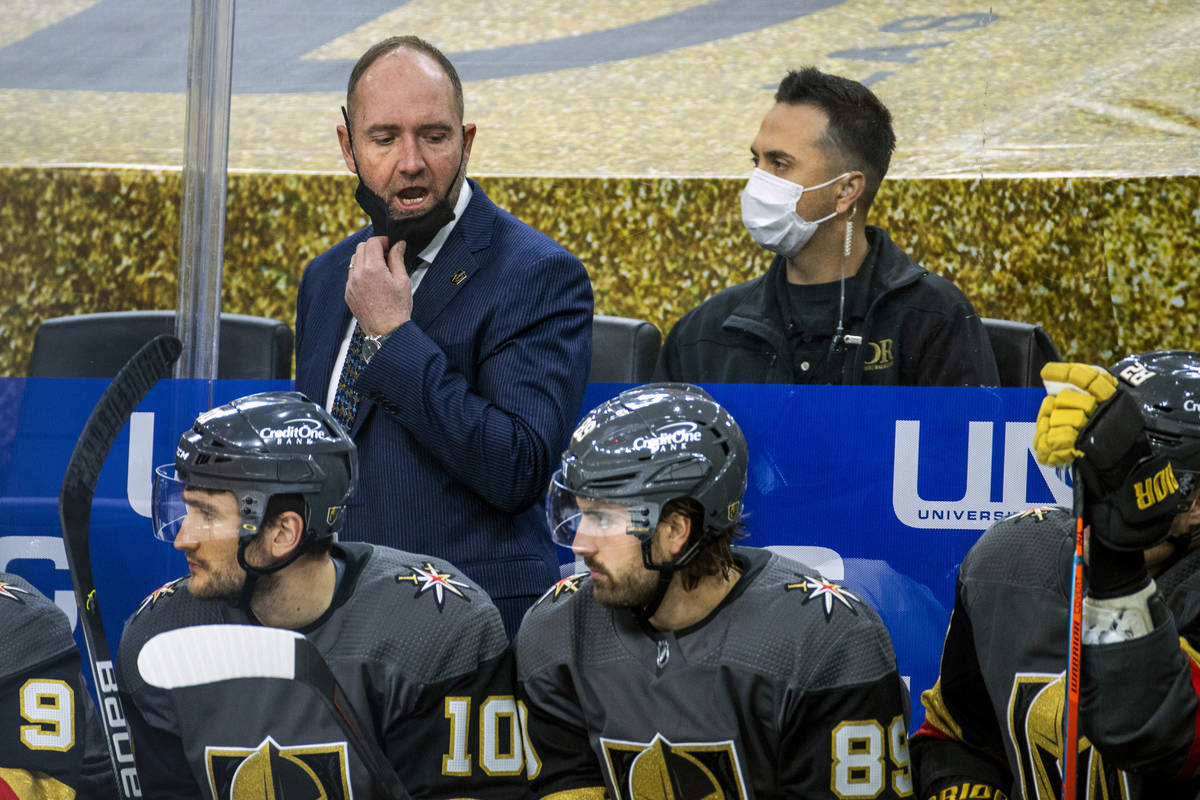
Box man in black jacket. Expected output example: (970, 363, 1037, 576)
(654, 67, 998, 386)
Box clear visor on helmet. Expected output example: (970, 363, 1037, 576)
(152, 464, 242, 543)
(546, 471, 655, 551)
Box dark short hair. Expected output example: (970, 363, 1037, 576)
(346, 36, 464, 124)
(774, 67, 895, 210)
(662, 497, 745, 591)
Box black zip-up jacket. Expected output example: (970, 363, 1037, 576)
(654, 226, 1000, 386)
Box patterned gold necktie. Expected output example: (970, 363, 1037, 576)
(332, 323, 365, 429)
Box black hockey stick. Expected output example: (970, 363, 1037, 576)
(59, 334, 182, 799)
(136, 624, 410, 800)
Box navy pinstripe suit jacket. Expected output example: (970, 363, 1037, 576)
(295, 180, 593, 626)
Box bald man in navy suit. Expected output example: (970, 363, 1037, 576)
(296, 36, 592, 635)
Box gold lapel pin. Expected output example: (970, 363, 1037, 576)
(450, 270, 467, 285)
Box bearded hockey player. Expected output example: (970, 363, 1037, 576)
(911, 350, 1200, 799)
(516, 382, 912, 800)
(0, 572, 115, 799)
(117, 392, 525, 800)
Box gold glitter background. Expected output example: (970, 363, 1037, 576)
(1, 168, 1195, 376)
(0, 0, 1197, 376)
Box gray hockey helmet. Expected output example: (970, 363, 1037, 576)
(152, 391, 357, 549)
(1111, 350, 1200, 479)
(547, 383, 748, 560)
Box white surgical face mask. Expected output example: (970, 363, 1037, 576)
(740, 168, 847, 257)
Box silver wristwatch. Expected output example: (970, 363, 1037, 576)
(360, 329, 394, 363)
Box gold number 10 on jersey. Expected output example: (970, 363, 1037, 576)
(442, 695, 539, 778)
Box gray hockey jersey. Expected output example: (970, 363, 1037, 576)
(911, 506, 1200, 799)
(516, 546, 912, 799)
(0, 571, 115, 799)
(118, 543, 526, 800)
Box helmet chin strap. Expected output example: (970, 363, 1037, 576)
(234, 535, 308, 610)
(235, 567, 259, 611)
(636, 540, 677, 623)
(635, 529, 715, 623)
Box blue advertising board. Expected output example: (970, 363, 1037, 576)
(0, 379, 1065, 730)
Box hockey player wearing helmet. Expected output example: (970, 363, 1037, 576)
(0, 572, 116, 798)
(517, 383, 912, 800)
(150, 391, 359, 609)
(911, 352, 1200, 800)
(117, 392, 525, 800)
(546, 380, 750, 625)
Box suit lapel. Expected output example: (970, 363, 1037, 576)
(301, 266, 354, 399)
(411, 182, 495, 329)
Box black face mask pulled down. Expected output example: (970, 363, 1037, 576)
(352, 180, 455, 272)
(342, 106, 462, 272)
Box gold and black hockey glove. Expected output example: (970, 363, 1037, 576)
(1035, 362, 1189, 557)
